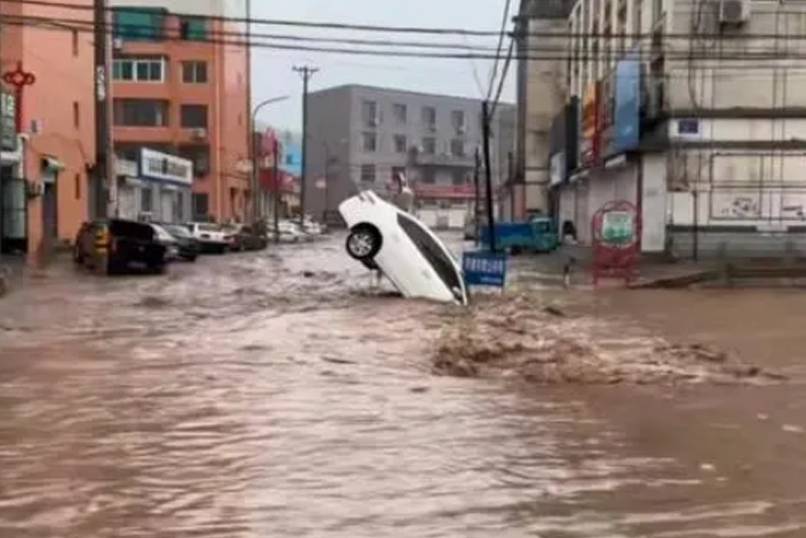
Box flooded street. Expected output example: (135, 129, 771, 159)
(1, 235, 806, 537)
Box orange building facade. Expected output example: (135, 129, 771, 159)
(110, 3, 250, 223)
(0, 0, 96, 263)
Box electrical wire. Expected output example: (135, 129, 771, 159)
(9, 0, 806, 43)
(487, 0, 513, 101)
(490, 39, 516, 117)
(8, 14, 806, 65)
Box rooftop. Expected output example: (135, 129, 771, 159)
(310, 84, 516, 110)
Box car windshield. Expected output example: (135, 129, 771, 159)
(165, 225, 192, 238)
(396, 213, 463, 300)
(109, 219, 154, 241)
(151, 225, 174, 242)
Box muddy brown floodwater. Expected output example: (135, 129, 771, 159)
(1, 234, 806, 537)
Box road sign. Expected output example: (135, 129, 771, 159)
(463, 251, 507, 288)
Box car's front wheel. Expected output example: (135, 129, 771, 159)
(346, 224, 382, 261)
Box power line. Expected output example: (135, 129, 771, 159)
(487, 0, 513, 101)
(490, 39, 516, 118)
(10, 0, 806, 42)
(9, 14, 806, 65)
(2, 0, 515, 37)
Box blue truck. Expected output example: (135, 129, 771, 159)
(480, 216, 559, 254)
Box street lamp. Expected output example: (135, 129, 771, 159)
(250, 95, 289, 223)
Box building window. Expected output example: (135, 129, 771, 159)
(450, 139, 465, 157)
(141, 187, 152, 213)
(362, 100, 378, 127)
(422, 137, 436, 155)
(451, 110, 465, 132)
(452, 170, 467, 186)
(182, 61, 207, 83)
(178, 145, 210, 177)
(394, 134, 407, 154)
(114, 8, 165, 41)
(180, 17, 207, 41)
(74, 173, 81, 200)
(422, 106, 436, 129)
(72, 30, 79, 56)
(193, 193, 209, 218)
(420, 169, 435, 184)
(73, 102, 80, 128)
(393, 103, 407, 124)
(181, 105, 208, 128)
(113, 58, 165, 82)
(113, 99, 169, 127)
(360, 164, 376, 183)
(362, 132, 377, 152)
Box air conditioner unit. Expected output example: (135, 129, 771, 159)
(369, 117, 379, 127)
(720, 0, 750, 25)
(190, 128, 207, 140)
(113, 37, 124, 50)
(458, 125, 466, 134)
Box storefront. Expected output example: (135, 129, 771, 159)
(1, 91, 25, 255)
(117, 148, 192, 223)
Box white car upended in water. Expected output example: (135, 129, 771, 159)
(339, 191, 468, 305)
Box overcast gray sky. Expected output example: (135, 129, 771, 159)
(250, 0, 516, 131)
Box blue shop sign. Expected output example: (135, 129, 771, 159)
(463, 251, 507, 288)
(613, 56, 641, 154)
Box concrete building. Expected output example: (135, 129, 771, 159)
(109, 0, 251, 224)
(523, 0, 806, 257)
(506, 0, 575, 221)
(306, 84, 515, 229)
(1, 0, 96, 263)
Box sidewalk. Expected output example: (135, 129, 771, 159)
(508, 245, 717, 289)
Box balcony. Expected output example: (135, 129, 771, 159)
(412, 152, 474, 168)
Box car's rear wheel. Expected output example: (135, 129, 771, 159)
(346, 224, 382, 261)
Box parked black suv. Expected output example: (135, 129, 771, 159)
(74, 219, 167, 274)
(161, 223, 201, 261)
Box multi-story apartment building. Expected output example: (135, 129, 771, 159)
(522, 0, 806, 257)
(507, 0, 574, 221)
(109, 0, 251, 224)
(307, 85, 515, 229)
(1, 0, 96, 263)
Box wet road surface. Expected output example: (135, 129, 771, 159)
(1, 235, 805, 537)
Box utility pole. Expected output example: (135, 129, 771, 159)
(323, 142, 331, 222)
(481, 101, 496, 252)
(94, 0, 114, 218)
(273, 137, 280, 244)
(473, 147, 481, 246)
(293, 65, 318, 227)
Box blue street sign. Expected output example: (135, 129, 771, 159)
(463, 251, 507, 288)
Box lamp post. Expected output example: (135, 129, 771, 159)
(250, 95, 289, 223)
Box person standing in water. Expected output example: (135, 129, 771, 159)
(391, 171, 415, 213)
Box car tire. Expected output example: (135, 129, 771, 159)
(346, 224, 382, 261)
